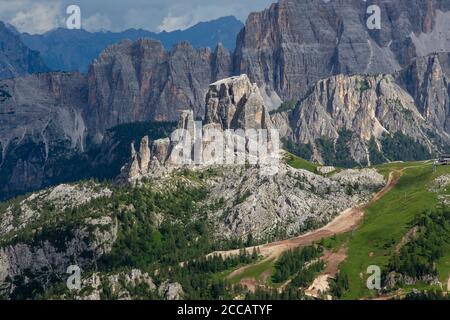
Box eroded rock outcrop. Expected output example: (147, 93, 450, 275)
(0, 22, 48, 79)
(86, 39, 232, 135)
(119, 75, 278, 183)
(2, 0, 450, 200)
(278, 73, 449, 164)
(235, 0, 450, 102)
(205, 164, 385, 241)
(397, 53, 450, 136)
(0, 72, 88, 200)
(205, 75, 273, 130)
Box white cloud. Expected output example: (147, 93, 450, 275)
(83, 13, 112, 32)
(157, 1, 272, 32)
(0, 0, 274, 34)
(158, 14, 192, 32)
(10, 2, 64, 34)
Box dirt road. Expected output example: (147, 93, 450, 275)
(304, 247, 348, 298)
(216, 162, 433, 295)
(210, 170, 402, 286)
(213, 171, 400, 264)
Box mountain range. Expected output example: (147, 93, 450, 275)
(0, 0, 450, 301)
(0, 22, 48, 79)
(0, 70, 448, 301)
(18, 16, 243, 74)
(0, 0, 449, 200)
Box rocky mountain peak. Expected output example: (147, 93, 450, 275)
(234, 0, 450, 102)
(280, 72, 447, 165)
(86, 38, 232, 135)
(205, 74, 273, 130)
(0, 22, 48, 80)
(119, 75, 278, 183)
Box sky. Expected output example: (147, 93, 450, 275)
(0, 0, 275, 34)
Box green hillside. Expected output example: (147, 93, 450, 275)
(330, 161, 450, 299)
(222, 160, 450, 300)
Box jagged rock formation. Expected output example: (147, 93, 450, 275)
(205, 75, 274, 130)
(2, 0, 450, 199)
(234, 0, 450, 102)
(0, 72, 88, 199)
(0, 154, 385, 298)
(276, 72, 450, 164)
(118, 75, 278, 183)
(206, 164, 385, 240)
(118, 136, 385, 242)
(116, 74, 386, 240)
(80, 0, 450, 131)
(0, 22, 48, 79)
(86, 40, 232, 135)
(20, 16, 243, 73)
(397, 53, 450, 135)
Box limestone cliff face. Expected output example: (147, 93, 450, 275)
(234, 0, 450, 101)
(2, 0, 450, 199)
(205, 75, 273, 130)
(0, 38, 233, 199)
(0, 22, 48, 80)
(119, 75, 276, 183)
(281, 73, 449, 164)
(86, 39, 232, 135)
(396, 53, 450, 135)
(0, 72, 88, 199)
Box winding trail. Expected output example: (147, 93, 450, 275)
(211, 170, 402, 282)
(209, 162, 435, 291)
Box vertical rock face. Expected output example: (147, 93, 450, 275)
(285, 73, 447, 164)
(19, 16, 243, 74)
(2, 0, 450, 198)
(178, 110, 196, 142)
(128, 143, 141, 180)
(86, 39, 232, 135)
(119, 75, 277, 183)
(139, 136, 151, 175)
(0, 22, 48, 80)
(396, 53, 450, 134)
(234, 0, 450, 101)
(0, 72, 88, 199)
(205, 74, 273, 130)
